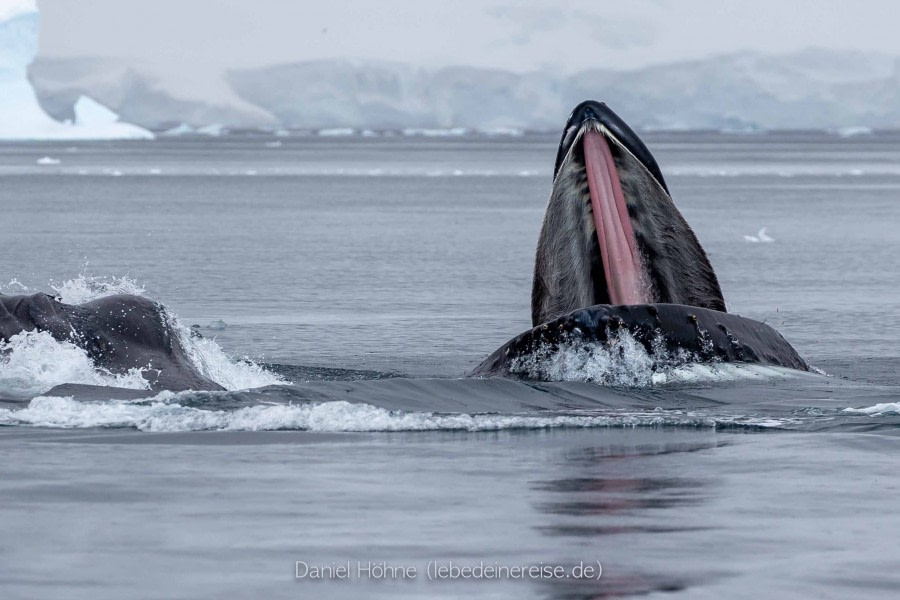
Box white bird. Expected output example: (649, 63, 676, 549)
(744, 227, 774, 243)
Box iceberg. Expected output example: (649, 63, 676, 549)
(195, 123, 225, 136)
(0, 0, 152, 140)
(161, 123, 196, 137)
(161, 123, 226, 137)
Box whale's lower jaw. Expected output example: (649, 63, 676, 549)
(471, 303, 809, 378)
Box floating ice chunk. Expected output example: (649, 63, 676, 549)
(36, 156, 60, 165)
(402, 127, 467, 137)
(744, 227, 774, 243)
(162, 123, 195, 136)
(196, 123, 225, 136)
(478, 127, 524, 136)
(318, 128, 355, 136)
(835, 126, 873, 138)
(161, 123, 224, 137)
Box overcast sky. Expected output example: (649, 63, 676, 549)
(37, 0, 900, 73)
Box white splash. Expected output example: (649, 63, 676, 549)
(0, 331, 151, 396)
(0, 395, 793, 433)
(508, 330, 793, 387)
(49, 274, 146, 305)
(167, 317, 283, 391)
(1, 274, 283, 394)
(842, 403, 900, 416)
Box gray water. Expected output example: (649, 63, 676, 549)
(1, 133, 899, 598)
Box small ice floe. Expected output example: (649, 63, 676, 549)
(318, 128, 355, 137)
(835, 126, 873, 138)
(743, 227, 774, 243)
(264, 140, 282, 148)
(402, 127, 467, 137)
(196, 123, 225, 137)
(207, 320, 227, 330)
(149, 168, 162, 174)
(479, 127, 524, 137)
(162, 123, 195, 136)
(36, 156, 60, 165)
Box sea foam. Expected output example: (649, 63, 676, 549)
(0, 395, 794, 432)
(843, 403, 900, 416)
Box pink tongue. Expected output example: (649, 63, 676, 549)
(583, 130, 649, 305)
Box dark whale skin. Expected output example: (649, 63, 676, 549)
(471, 304, 808, 377)
(0, 293, 223, 391)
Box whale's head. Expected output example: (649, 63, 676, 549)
(531, 100, 726, 326)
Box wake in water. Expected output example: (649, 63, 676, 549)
(0, 394, 798, 432)
(0, 275, 283, 396)
(3, 275, 890, 436)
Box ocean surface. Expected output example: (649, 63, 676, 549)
(1, 132, 899, 598)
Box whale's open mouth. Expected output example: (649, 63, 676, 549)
(531, 100, 726, 327)
(581, 126, 649, 305)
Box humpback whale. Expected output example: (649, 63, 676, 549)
(474, 101, 807, 377)
(0, 101, 805, 392)
(0, 292, 222, 391)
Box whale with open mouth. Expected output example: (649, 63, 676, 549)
(473, 101, 807, 377)
(0, 102, 806, 393)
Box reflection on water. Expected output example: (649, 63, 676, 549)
(529, 439, 721, 598)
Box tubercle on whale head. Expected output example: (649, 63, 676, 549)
(531, 100, 726, 327)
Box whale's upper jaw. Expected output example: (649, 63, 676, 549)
(554, 100, 669, 195)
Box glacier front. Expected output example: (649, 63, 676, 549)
(0, 0, 152, 140)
